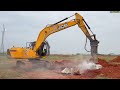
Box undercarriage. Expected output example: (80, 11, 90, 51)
(16, 59, 55, 70)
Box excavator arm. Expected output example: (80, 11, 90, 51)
(34, 13, 99, 58)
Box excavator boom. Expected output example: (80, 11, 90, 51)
(34, 13, 94, 52)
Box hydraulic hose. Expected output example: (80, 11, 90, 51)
(84, 36, 90, 52)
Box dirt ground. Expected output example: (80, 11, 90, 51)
(0, 55, 120, 79)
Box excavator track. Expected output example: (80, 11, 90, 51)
(16, 60, 26, 69)
(29, 59, 54, 69)
(16, 59, 55, 70)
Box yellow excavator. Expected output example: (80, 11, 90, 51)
(7, 13, 99, 68)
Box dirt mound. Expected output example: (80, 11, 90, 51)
(38, 59, 120, 79)
(98, 58, 108, 67)
(82, 69, 101, 78)
(97, 58, 116, 67)
(97, 58, 120, 79)
(53, 60, 76, 69)
(100, 65, 120, 78)
(110, 56, 120, 63)
(55, 59, 120, 79)
(54, 60, 72, 64)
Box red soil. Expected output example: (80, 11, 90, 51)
(110, 56, 120, 63)
(14, 56, 120, 79)
(51, 57, 120, 79)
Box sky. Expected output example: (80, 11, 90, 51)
(0, 11, 120, 54)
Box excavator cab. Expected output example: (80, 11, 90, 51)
(26, 41, 36, 49)
(26, 41, 49, 57)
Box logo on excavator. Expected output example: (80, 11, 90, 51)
(50, 23, 68, 34)
(58, 23, 68, 30)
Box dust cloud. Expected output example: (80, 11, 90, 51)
(61, 55, 102, 75)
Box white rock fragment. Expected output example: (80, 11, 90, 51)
(95, 64, 102, 69)
(61, 68, 71, 74)
(61, 60, 102, 74)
